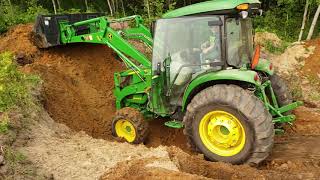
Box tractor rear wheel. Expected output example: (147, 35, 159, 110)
(112, 107, 149, 144)
(269, 74, 293, 115)
(183, 85, 274, 165)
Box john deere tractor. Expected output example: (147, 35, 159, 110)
(33, 0, 302, 165)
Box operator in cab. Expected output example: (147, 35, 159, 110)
(200, 25, 221, 70)
(201, 26, 220, 59)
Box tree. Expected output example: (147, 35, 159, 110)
(307, 4, 320, 40)
(51, 0, 57, 14)
(56, 0, 61, 10)
(145, 0, 151, 19)
(298, 0, 309, 41)
(120, 0, 126, 16)
(84, 0, 89, 11)
(106, 0, 113, 16)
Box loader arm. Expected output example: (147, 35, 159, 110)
(59, 15, 152, 74)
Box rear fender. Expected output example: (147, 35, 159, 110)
(182, 69, 261, 111)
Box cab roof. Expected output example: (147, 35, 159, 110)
(162, 0, 261, 18)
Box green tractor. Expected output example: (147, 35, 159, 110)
(33, 0, 302, 165)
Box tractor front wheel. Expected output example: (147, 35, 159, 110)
(112, 107, 149, 144)
(183, 85, 274, 165)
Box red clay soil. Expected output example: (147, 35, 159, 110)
(0, 24, 124, 139)
(0, 24, 188, 148)
(304, 39, 320, 81)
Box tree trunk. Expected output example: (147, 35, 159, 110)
(307, 4, 320, 40)
(120, 0, 126, 16)
(111, 0, 116, 15)
(84, 0, 89, 11)
(107, 0, 113, 16)
(115, 0, 119, 15)
(56, 0, 61, 10)
(298, 0, 309, 41)
(51, 0, 57, 14)
(145, 0, 151, 19)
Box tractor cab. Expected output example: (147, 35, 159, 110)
(150, 1, 260, 116)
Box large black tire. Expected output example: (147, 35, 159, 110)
(270, 74, 293, 114)
(112, 107, 149, 144)
(183, 85, 274, 165)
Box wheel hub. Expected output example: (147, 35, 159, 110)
(199, 110, 246, 157)
(115, 119, 136, 143)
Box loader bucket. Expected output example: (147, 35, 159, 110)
(32, 13, 104, 48)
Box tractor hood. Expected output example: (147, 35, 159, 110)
(163, 0, 261, 18)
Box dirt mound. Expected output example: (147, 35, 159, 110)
(0, 24, 187, 148)
(304, 38, 320, 79)
(100, 157, 204, 180)
(28, 44, 124, 139)
(0, 24, 39, 64)
(255, 32, 282, 47)
(270, 43, 315, 75)
(0, 24, 124, 139)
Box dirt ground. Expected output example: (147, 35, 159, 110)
(1, 24, 320, 179)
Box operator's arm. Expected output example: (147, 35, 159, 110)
(202, 35, 217, 54)
(202, 44, 215, 54)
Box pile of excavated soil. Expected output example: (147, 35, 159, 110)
(255, 32, 283, 47)
(27, 44, 124, 139)
(269, 44, 315, 75)
(0, 24, 186, 147)
(304, 39, 320, 79)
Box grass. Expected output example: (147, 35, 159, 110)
(4, 147, 27, 164)
(0, 52, 42, 179)
(0, 113, 9, 133)
(264, 40, 289, 54)
(310, 92, 320, 101)
(0, 52, 40, 112)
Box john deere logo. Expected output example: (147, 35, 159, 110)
(108, 33, 113, 39)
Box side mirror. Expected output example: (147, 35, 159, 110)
(150, 21, 156, 37)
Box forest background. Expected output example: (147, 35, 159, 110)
(0, 0, 319, 42)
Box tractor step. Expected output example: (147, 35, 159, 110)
(164, 120, 184, 129)
(32, 13, 104, 48)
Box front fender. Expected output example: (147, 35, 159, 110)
(182, 69, 261, 111)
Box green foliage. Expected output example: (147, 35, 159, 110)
(4, 147, 27, 166)
(58, 8, 81, 14)
(0, 52, 40, 113)
(255, 0, 320, 42)
(0, 0, 48, 33)
(0, 0, 319, 40)
(0, 113, 9, 133)
(264, 40, 289, 54)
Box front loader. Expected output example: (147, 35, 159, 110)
(33, 0, 303, 165)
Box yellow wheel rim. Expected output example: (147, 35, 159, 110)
(115, 119, 136, 143)
(199, 110, 246, 157)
